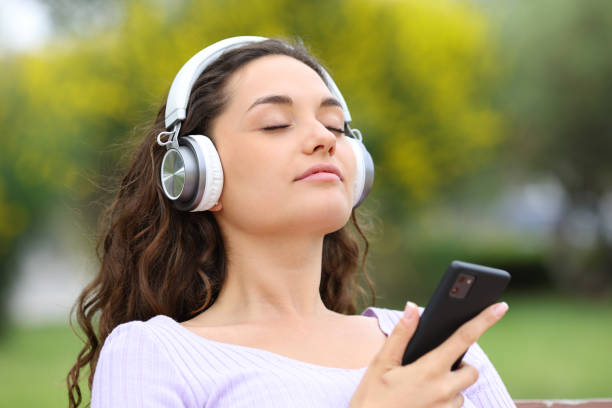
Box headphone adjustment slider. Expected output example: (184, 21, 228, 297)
(156, 123, 182, 150)
(346, 124, 363, 142)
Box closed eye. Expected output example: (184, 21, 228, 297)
(262, 125, 344, 134)
(327, 126, 345, 135)
(263, 124, 290, 131)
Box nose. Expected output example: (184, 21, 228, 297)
(303, 121, 336, 156)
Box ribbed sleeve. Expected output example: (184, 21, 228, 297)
(91, 321, 195, 407)
(463, 342, 517, 408)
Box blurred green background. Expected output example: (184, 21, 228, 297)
(1, 0, 611, 405)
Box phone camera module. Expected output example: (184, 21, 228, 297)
(449, 273, 476, 299)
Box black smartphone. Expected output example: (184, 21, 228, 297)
(401, 260, 511, 369)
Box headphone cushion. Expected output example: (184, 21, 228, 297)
(189, 135, 224, 212)
(347, 137, 366, 207)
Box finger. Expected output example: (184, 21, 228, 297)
(448, 362, 479, 392)
(431, 302, 508, 368)
(450, 393, 464, 408)
(372, 301, 419, 370)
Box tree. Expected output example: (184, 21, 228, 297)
(0, 0, 503, 326)
(494, 0, 612, 292)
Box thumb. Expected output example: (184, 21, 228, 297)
(372, 302, 419, 370)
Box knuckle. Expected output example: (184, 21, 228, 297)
(439, 382, 455, 400)
(466, 365, 479, 383)
(443, 393, 464, 408)
(370, 351, 385, 367)
(457, 326, 477, 345)
(415, 357, 436, 378)
(380, 370, 394, 387)
(395, 320, 413, 335)
(485, 309, 499, 325)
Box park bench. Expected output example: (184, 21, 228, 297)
(516, 400, 612, 407)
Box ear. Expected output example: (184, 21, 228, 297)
(209, 202, 223, 212)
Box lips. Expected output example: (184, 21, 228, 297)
(294, 163, 343, 182)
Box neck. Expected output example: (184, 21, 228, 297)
(204, 230, 331, 325)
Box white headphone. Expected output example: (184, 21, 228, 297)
(157, 36, 374, 211)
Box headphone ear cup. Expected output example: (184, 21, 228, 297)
(346, 136, 374, 207)
(160, 143, 199, 207)
(164, 135, 223, 212)
(188, 135, 224, 212)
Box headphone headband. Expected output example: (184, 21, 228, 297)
(164, 36, 353, 131)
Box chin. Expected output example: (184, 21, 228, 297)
(296, 200, 352, 235)
(236, 193, 353, 236)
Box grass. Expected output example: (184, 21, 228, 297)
(0, 323, 88, 407)
(0, 293, 610, 406)
(478, 292, 612, 399)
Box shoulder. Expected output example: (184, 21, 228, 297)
(92, 316, 197, 407)
(95, 317, 176, 367)
(93, 317, 178, 381)
(95, 315, 202, 374)
(98, 318, 160, 353)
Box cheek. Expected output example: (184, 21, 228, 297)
(338, 139, 358, 199)
(219, 141, 287, 203)
(216, 141, 299, 233)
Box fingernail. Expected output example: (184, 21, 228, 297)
(492, 302, 509, 318)
(402, 301, 417, 322)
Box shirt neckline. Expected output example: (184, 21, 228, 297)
(149, 307, 392, 372)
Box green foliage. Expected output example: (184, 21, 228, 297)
(0, 0, 503, 318)
(369, 205, 549, 308)
(498, 0, 612, 194)
(490, 0, 612, 291)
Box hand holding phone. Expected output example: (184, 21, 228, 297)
(350, 293, 509, 408)
(401, 260, 511, 369)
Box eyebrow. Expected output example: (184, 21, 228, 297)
(247, 95, 343, 111)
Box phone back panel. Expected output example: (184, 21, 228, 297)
(401, 261, 510, 368)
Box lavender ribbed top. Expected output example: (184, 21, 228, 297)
(91, 307, 516, 407)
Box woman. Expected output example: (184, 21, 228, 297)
(67, 37, 515, 407)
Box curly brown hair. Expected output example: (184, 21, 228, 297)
(66, 38, 375, 407)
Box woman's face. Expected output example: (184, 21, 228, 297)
(210, 54, 356, 237)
